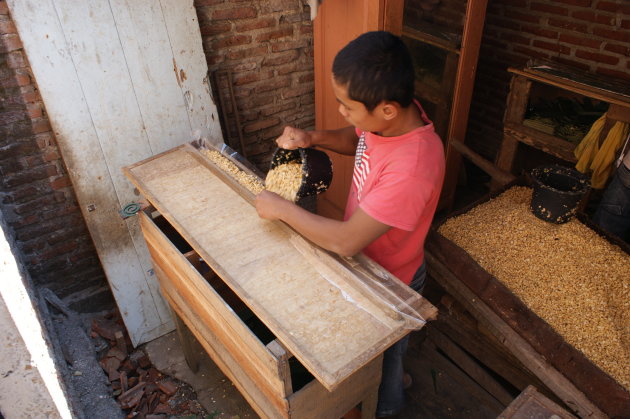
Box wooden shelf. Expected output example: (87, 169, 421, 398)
(402, 24, 461, 55)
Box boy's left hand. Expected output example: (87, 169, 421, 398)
(255, 190, 288, 220)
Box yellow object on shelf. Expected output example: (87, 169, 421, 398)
(574, 113, 630, 189)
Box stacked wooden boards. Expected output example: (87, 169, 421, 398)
(124, 143, 437, 392)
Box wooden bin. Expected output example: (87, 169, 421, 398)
(140, 210, 383, 419)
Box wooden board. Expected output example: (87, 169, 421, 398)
(499, 385, 577, 419)
(7, 0, 223, 346)
(124, 145, 434, 390)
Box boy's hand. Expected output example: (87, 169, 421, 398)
(255, 190, 289, 220)
(276, 126, 312, 149)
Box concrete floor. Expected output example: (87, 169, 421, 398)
(145, 331, 256, 418)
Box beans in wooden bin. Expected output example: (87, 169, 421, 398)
(438, 186, 630, 390)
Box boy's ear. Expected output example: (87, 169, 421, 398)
(380, 102, 399, 120)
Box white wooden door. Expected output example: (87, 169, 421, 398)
(8, 0, 223, 346)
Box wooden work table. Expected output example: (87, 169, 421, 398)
(124, 143, 436, 418)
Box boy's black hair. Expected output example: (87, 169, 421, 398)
(332, 31, 415, 112)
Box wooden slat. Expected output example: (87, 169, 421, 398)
(158, 274, 287, 419)
(450, 139, 516, 186)
(499, 385, 577, 419)
(428, 327, 515, 406)
(439, 0, 489, 211)
(503, 124, 577, 163)
(288, 355, 382, 419)
(139, 213, 288, 400)
(511, 67, 630, 107)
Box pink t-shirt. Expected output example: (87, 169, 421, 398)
(343, 104, 445, 285)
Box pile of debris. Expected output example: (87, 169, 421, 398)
(91, 313, 208, 418)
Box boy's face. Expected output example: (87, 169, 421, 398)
(332, 78, 387, 133)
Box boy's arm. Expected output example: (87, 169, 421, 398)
(277, 125, 359, 156)
(255, 190, 390, 257)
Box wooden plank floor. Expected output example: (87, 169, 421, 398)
(397, 328, 504, 419)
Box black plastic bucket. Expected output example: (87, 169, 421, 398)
(530, 165, 590, 224)
(270, 147, 333, 199)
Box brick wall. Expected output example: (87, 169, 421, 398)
(0, 1, 109, 310)
(467, 0, 630, 159)
(194, 0, 315, 170)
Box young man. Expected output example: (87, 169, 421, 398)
(255, 31, 445, 417)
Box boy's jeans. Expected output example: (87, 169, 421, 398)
(375, 262, 426, 417)
(593, 162, 630, 244)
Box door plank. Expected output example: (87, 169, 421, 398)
(160, 0, 223, 146)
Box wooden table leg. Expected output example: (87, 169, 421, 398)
(171, 307, 201, 373)
(361, 387, 379, 419)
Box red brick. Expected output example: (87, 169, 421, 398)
(513, 45, 551, 60)
(26, 102, 43, 119)
(595, 66, 630, 82)
(504, 10, 540, 24)
(235, 17, 276, 32)
(280, 83, 313, 100)
(0, 33, 22, 53)
(50, 175, 72, 190)
(226, 45, 267, 60)
(0, 19, 16, 34)
(205, 54, 224, 66)
(603, 42, 630, 56)
(0, 1, 8, 14)
(554, 56, 591, 71)
(298, 73, 314, 83)
(6, 50, 26, 68)
(43, 150, 60, 162)
(255, 27, 293, 42)
(199, 21, 232, 36)
(247, 94, 275, 108)
(254, 77, 291, 93)
(532, 39, 571, 54)
(0, 109, 27, 126)
(211, 34, 251, 49)
(558, 33, 602, 49)
(271, 39, 309, 53)
(24, 155, 44, 167)
(40, 241, 78, 260)
(592, 26, 630, 43)
(299, 24, 312, 35)
(548, 18, 588, 33)
(500, 32, 530, 46)
(243, 117, 280, 133)
(212, 7, 256, 20)
(521, 25, 559, 39)
(260, 0, 300, 14)
(35, 133, 53, 149)
(571, 10, 615, 25)
(260, 101, 297, 117)
(622, 20, 630, 30)
(232, 71, 260, 86)
(530, 2, 569, 15)
(31, 118, 51, 134)
(595, 1, 629, 13)
(13, 194, 57, 215)
(575, 49, 620, 65)
(194, 0, 224, 6)
(262, 50, 299, 67)
(232, 61, 257, 72)
(553, 0, 592, 6)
